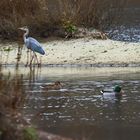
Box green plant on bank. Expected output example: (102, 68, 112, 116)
(62, 20, 78, 38)
(3, 47, 13, 52)
(23, 127, 38, 140)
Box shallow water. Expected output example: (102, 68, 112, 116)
(1, 66, 140, 140)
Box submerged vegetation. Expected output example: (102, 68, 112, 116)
(0, 0, 127, 39)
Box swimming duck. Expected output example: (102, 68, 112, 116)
(42, 81, 62, 91)
(101, 85, 122, 97)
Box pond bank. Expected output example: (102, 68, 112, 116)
(0, 37, 140, 67)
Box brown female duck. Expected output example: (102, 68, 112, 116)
(42, 81, 62, 91)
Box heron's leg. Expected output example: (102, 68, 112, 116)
(30, 51, 34, 66)
(29, 50, 32, 65)
(33, 52, 40, 66)
(25, 49, 30, 67)
(30, 49, 32, 61)
(39, 56, 42, 66)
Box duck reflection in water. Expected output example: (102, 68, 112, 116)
(42, 81, 62, 91)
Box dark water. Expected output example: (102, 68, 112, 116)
(1, 66, 140, 140)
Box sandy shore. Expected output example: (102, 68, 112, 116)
(1, 37, 140, 66)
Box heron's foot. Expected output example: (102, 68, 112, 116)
(25, 62, 40, 67)
(25, 62, 32, 67)
(29, 63, 33, 67)
(24, 62, 33, 67)
(25, 63, 29, 67)
(38, 63, 41, 67)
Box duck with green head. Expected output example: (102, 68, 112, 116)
(101, 85, 122, 97)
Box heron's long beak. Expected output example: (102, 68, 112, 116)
(18, 27, 25, 30)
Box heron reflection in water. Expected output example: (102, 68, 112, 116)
(18, 26, 45, 66)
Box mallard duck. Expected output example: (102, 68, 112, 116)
(42, 81, 62, 91)
(101, 85, 122, 97)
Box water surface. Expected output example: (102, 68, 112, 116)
(1, 66, 140, 140)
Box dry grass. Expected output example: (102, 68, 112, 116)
(57, 0, 127, 28)
(0, 74, 25, 111)
(0, 0, 47, 39)
(0, 0, 127, 39)
(0, 74, 27, 140)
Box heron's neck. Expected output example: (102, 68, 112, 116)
(23, 29, 29, 42)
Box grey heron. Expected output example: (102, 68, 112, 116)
(18, 26, 45, 66)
